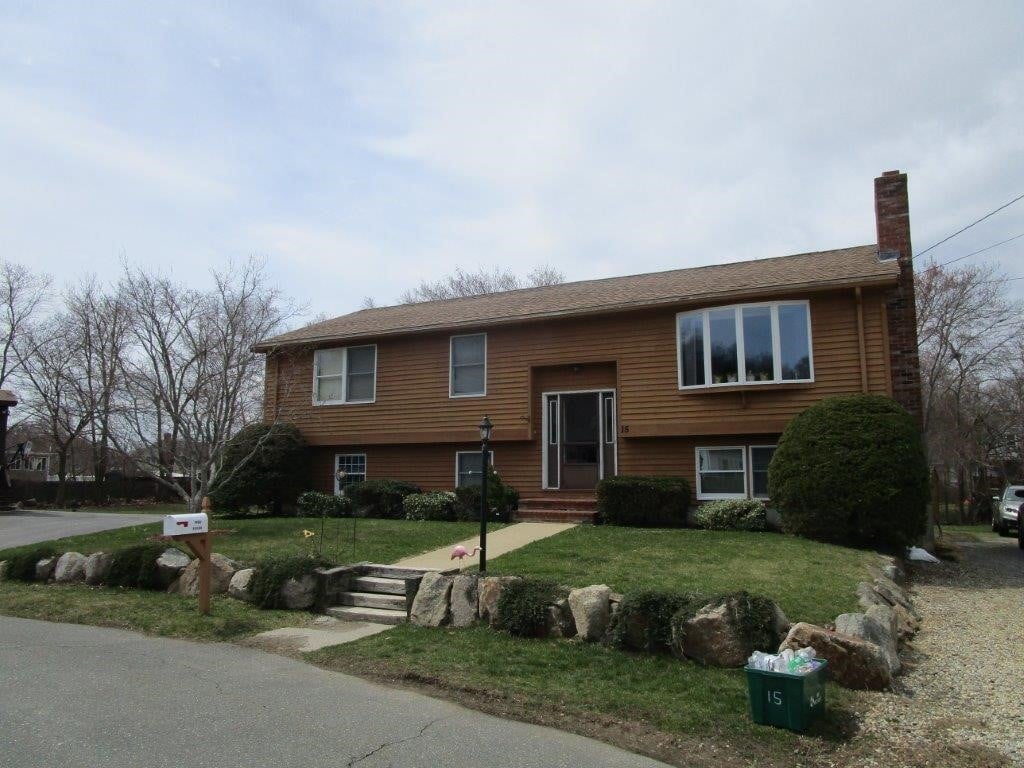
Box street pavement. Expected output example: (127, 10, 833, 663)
(0, 616, 669, 768)
(0, 509, 158, 549)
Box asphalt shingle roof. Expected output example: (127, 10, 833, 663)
(256, 244, 896, 350)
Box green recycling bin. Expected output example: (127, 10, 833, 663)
(745, 660, 828, 732)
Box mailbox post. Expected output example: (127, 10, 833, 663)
(154, 498, 224, 615)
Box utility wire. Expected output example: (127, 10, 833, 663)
(939, 231, 1024, 267)
(915, 191, 1024, 258)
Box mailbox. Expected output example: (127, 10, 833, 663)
(163, 513, 209, 537)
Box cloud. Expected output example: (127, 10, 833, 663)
(0, 87, 232, 200)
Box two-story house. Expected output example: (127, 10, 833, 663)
(255, 171, 922, 521)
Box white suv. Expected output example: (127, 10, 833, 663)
(991, 485, 1024, 536)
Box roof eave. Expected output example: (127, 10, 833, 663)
(252, 272, 899, 353)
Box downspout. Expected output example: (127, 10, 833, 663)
(855, 287, 868, 393)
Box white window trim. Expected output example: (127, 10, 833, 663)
(695, 445, 748, 500)
(455, 450, 494, 487)
(449, 333, 487, 398)
(676, 300, 814, 390)
(748, 444, 778, 500)
(333, 453, 367, 495)
(313, 345, 377, 406)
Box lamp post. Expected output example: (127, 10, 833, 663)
(478, 415, 493, 572)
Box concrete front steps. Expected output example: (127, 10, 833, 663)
(515, 496, 598, 524)
(324, 564, 451, 625)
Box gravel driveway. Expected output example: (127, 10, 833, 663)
(837, 531, 1024, 767)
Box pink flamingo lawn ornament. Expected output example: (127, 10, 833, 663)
(450, 544, 482, 561)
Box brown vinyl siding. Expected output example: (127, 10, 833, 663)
(267, 288, 891, 450)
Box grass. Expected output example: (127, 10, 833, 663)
(74, 504, 186, 515)
(0, 580, 307, 641)
(0, 517, 503, 567)
(485, 526, 882, 625)
(312, 625, 864, 765)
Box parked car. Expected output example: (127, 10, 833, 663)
(1019, 504, 1024, 550)
(991, 485, 1024, 536)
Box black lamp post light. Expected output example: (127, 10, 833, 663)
(478, 415, 493, 572)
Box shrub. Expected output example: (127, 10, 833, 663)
(106, 543, 167, 590)
(692, 499, 768, 531)
(404, 491, 458, 521)
(208, 424, 308, 515)
(5, 545, 61, 582)
(297, 491, 352, 518)
(454, 468, 519, 523)
(596, 475, 690, 527)
(495, 578, 567, 637)
(250, 554, 331, 609)
(606, 589, 708, 653)
(769, 394, 929, 550)
(347, 479, 421, 519)
(669, 591, 784, 655)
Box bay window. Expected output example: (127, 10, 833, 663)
(677, 301, 812, 388)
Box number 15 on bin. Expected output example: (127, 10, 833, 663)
(768, 690, 783, 706)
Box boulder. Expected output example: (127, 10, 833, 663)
(779, 622, 892, 690)
(477, 575, 521, 627)
(53, 552, 88, 583)
(835, 608, 900, 675)
(545, 598, 576, 638)
(410, 571, 453, 627)
(156, 548, 191, 588)
(35, 557, 58, 581)
(84, 552, 113, 585)
(228, 568, 256, 602)
(449, 574, 479, 628)
(856, 581, 919, 638)
(568, 584, 611, 641)
(672, 596, 789, 667)
(872, 577, 918, 618)
(280, 574, 317, 610)
(175, 553, 239, 596)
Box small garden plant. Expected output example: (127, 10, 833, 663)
(692, 499, 768, 531)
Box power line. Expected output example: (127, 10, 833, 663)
(939, 231, 1024, 267)
(915, 191, 1024, 258)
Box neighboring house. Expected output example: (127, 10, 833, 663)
(255, 171, 922, 519)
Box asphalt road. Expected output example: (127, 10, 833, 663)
(0, 509, 157, 549)
(0, 617, 669, 768)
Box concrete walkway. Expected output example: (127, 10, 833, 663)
(391, 521, 575, 570)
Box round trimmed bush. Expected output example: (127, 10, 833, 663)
(403, 491, 458, 521)
(297, 491, 352, 518)
(768, 394, 928, 550)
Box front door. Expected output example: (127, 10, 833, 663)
(544, 390, 616, 490)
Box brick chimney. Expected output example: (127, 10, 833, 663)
(875, 170, 923, 425)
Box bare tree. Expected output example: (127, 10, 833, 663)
(17, 314, 94, 504)
(398, 264, 564, 304)
(915, 261, 1024, 519)
(64, 278, 130, 498)
(113, 259, 297, 512)
(0, 261, 52, 390)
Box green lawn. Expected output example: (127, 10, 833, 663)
(0, 581, 307, 641)
(485, 526, 882, 626)
(76, 504, 186, 515)
(0, 517, 499, 567)
(313, 625, 863, 765)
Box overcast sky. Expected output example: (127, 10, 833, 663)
(1, 1, 1022, 320)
